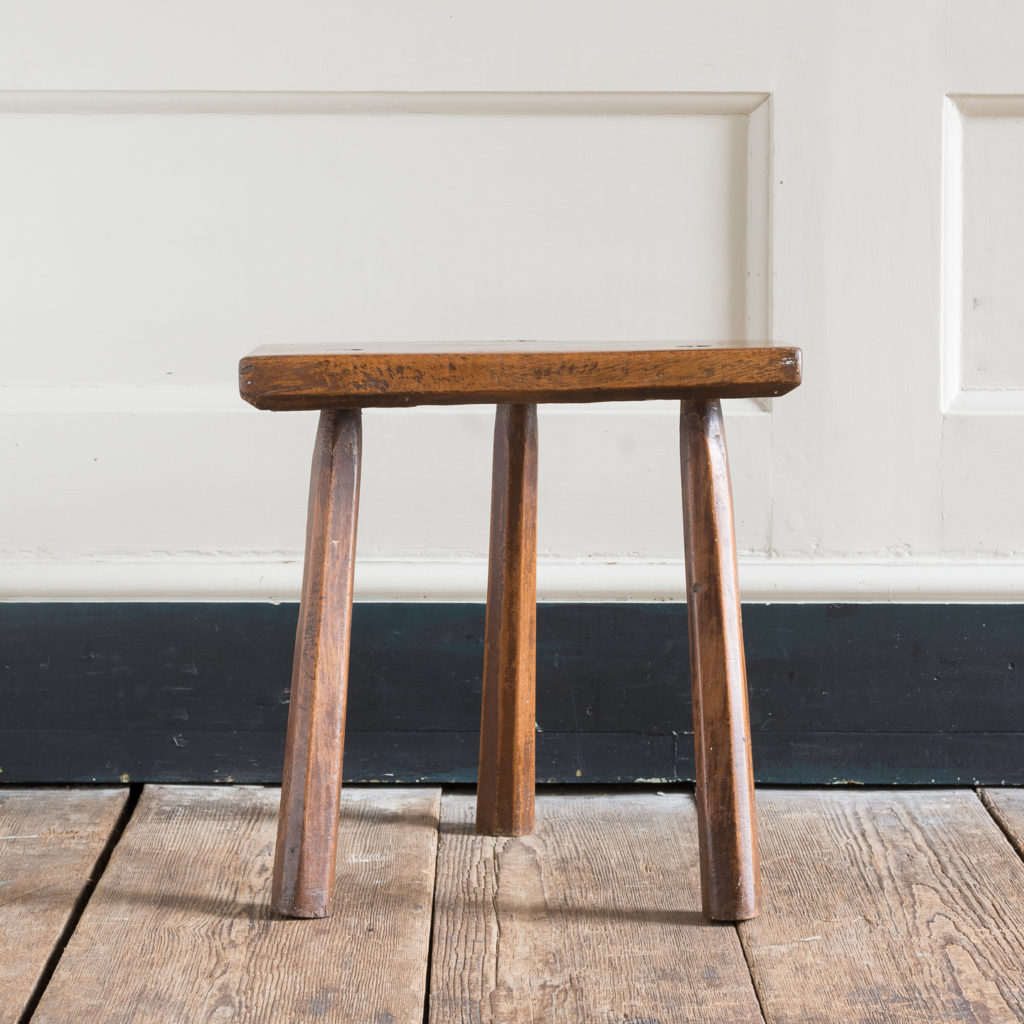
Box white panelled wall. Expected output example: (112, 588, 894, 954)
(2, 2, 1023, 602)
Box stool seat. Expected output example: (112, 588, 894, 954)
(239, 342, 801, 410)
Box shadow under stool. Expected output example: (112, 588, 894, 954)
(238, 341, 802, 923)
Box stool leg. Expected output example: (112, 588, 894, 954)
(680, 399, 761, 921)
(272, 408, 362, 918)
(476, 403, 538, 836)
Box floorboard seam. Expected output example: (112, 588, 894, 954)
(977, 787, 1024, 860)
(421, 789, 445, 1024)
(16, 783, 143, 1024)
(734, 924, 770, 1024)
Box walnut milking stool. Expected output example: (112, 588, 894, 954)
(239, 342, 802, 922)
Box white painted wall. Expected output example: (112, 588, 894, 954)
(2, 2, 1023, 602)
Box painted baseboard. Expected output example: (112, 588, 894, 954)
(2, 602, 1023, 786)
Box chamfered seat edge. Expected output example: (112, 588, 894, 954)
(238, 343, 802, 410)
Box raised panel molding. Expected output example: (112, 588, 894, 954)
(0, 90, 768, 116)
(942, 95, 1024, 413)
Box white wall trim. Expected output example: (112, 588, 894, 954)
(3, 556, 1024, 603)
(0, 90, 769, 116)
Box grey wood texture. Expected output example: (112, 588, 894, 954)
(0, 788, 127, 1024)
(981, 787, 1024, 858)
(31, 785, 440, 1024)
(429, 790, 765, 1023)
(13, 786, 1024, 1023)
(739, 789, 1024, 1023)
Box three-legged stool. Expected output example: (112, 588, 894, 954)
(239, 342, 802, 922)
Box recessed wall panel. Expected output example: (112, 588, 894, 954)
(949, 97, 1024, 399)
(0, 97, 766, 388)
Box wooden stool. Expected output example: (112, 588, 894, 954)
(239, 342, 801, 922)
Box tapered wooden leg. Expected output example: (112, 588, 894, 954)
(476, 403, 538, 836)
(272, 408, 362, 918)
(680, 399, 761, 921)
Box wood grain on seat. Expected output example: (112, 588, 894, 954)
(239, 343, 802, 410)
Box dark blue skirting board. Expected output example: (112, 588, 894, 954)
(2, 602, 1023, 785)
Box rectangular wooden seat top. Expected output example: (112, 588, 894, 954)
(239, 342, 802, 410)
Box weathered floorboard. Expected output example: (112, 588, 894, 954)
(430, 791, 764, 1023)
(740, 790, 1024, 1023)
(32, 785, 440, 1024)
(981, 788, 1024, 859)
(0, 788, 127, 1023)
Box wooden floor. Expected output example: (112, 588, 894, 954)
(3, 787, 1024, 1023)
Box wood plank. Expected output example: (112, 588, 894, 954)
(32, 785, 440, 1024)
(740, 790, 1024, 1023)
(430, 791, 764, 1023)
(981, 788, 1024, 858)
(239, 343, 802, 409)
(0, 788, 127, 1023)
